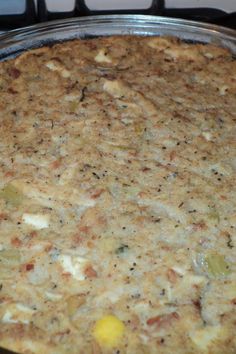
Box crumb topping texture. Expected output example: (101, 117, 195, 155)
(0, 36, 235, 354)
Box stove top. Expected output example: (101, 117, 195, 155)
(0, 0, 235, 32)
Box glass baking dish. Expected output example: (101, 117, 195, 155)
(0, 14, 235, 354)
(0, 14, 236, 62)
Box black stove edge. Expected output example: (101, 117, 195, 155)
(37, 0, 77, 23)
(212, 12, 236, 29)
(0, 0, 36, 29)
(37, 0, 164, 20)
(164, 8, 236, 29)
(163, 7, 226, 21)
(0, 0, 235, 30)
(77, 0, 164, 16)
(0, 347, 19, 354)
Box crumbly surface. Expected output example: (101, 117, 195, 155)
(0, 35, 235, 354)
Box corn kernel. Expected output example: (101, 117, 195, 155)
(93, 315, 125, 348)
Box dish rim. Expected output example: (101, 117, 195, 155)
(0, 14, 235, 61)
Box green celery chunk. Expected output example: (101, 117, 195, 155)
(0, 249, 21, 265)
(0, 183, 23, 207)
(205, 253, 231, 277)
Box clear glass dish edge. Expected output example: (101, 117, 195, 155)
(0, 14, 235, 61)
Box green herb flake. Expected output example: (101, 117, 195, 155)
(115, 244, 129, 254)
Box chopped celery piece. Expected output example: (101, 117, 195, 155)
(0, 249, 21, 265)
(207, 209, 220, 223)
(123, 185, 140, 198)
(134, 122, 145, 136)
(69, 100, 79, 112)
(0, 183, 23, 207)
(113, 145, 133, 151)
(205, 253, 231, 277)
(67, 295, 85, 316)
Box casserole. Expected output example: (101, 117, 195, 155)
(0, 15, 235, 354)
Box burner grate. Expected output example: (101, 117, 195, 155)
(0, 0, 235, 30)
(0, 0, 36, 30)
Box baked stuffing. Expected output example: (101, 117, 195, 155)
(0, 35, 235, 354)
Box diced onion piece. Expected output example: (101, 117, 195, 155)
(95, 49, 112, 63)
(2, 303, 35, 324)
(58, 254, 89, 280)
(45, 60, 70, 78)
(45, 292, 62, 301)
(219, 85, 228, 96)
(22, 213, 50, 229)
(190, 326, 221, 350)
(202, 132, 212, 141)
